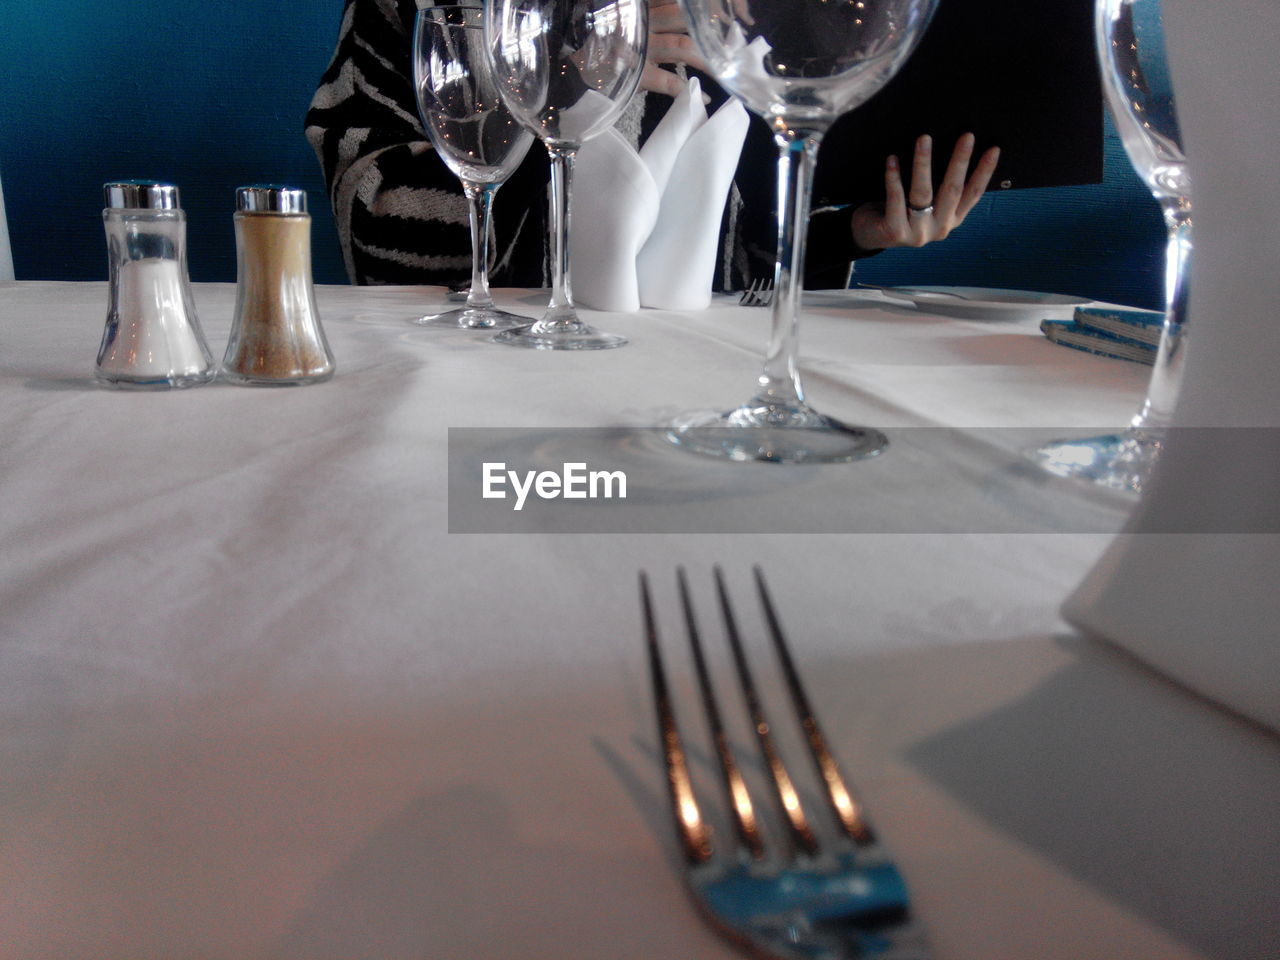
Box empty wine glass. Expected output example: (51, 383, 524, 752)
(412, 5, 535, 329)
(665, 0, 937, 463)
(1033, 0, 1191, 494)
(484, 0, 647, 349)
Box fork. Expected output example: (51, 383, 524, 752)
(739, 278, 775, 307)
(640, 566, 930, 960)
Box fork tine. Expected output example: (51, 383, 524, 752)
(677, 567, 765, 862)
(757, 279, 775, 307)
(642, 572, 713, 866)
(714, 565, 819, 859)
(738, 278, 777, 307)
(754, 566, 877, 847)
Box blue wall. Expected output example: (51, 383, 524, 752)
(0, 0, 347, 284)
(0, 1, 1166, 309)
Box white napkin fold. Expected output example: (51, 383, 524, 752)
(571, 78, 749, 312)
(1062, 0, 1280, 735)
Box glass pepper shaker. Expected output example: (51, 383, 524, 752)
(95, 180, 216, 388)
(222, 185, 334, 386)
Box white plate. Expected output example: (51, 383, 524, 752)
(875, 285, 1089, 321)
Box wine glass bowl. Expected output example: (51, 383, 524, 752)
(1103, 0, 1187, 201)
(488, 0, 646, 144)
(1033, 0, 1191, 493)
(667, 0, 937, 463)
(692, 0, 934, 127)
(417, 45, 529, 185)
(412, 5, 535, 330)
(485, 0, 647, 350)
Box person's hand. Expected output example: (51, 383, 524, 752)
(640, 0, 706, 97)
(850, 133, 1000, 251)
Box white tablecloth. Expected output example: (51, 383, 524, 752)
(0, 281, 1275, 960)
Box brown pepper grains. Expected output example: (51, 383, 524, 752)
(223, 211, 334, 385)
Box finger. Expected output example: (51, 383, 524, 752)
(907, 134, 934, 209)
(956, 146, 1001, 217)
(639, 63, 687, 98)
(882, 154, 911, 242)
(646, 33, 705, 70)
(933, 132, 976, 221)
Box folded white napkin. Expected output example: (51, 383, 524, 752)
(1062, 0, 1280, 735)
(571, 78, 749, 312)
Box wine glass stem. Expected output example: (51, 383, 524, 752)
(463, 181, 499, 309)
(1132, 197, 1192, 431)
(545, 143, 577, 325)
(755, 131, 821, 410)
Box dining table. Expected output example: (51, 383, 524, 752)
(0, 279, 1275, 960)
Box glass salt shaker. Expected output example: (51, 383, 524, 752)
(222, 185, 334, 386)
(95, 180, 216, 388)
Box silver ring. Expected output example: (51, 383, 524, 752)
(908, 203, 934, 215)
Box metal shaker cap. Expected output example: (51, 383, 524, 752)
(104, 180, 180, 210)
(236, 184, 308, 214)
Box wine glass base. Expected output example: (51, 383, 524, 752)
(666, 402, 888, 464)
(493, 318, 627, 351)
(1030, 429, 1164, 496)
(414, 306, 528, 330)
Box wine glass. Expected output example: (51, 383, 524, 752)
(667, 0, 937, 463)
(412, 5, 536, 330)
(484, 0, 647, 350)
(1033, 0, 1191, 494)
